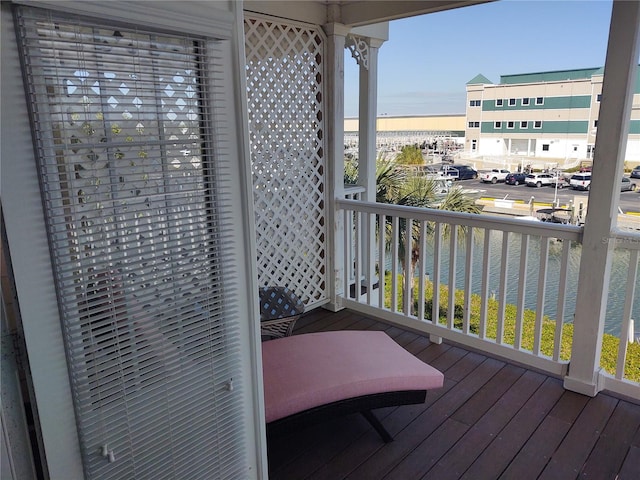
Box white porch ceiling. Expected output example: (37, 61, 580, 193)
(243, 0, 493, 27)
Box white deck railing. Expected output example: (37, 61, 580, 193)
(601, 230, 640, 397)
(336, 198, 639, 395)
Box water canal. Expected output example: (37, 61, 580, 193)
(387, 229, 640, 338)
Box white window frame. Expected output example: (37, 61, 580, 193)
(522, 97, 530, 106)
(520, 121, 528, 129)
(2, 3, 264, 479)
(495, 121, 502, 129)
(535, 97, 544, 105)
(542, 144, 550, 151)
(496, 98, 504, 107)
(509, 98, 516, 106)
(507, 121, 515, 129)
(534, 120, 543, 129)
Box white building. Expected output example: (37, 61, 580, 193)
(465, 68, 640, 168)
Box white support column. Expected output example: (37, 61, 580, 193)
(354, 37, 381, 201)
(324, 23, 350, 311)
(564, 0, 640, 396)
(354, 36, 384, 299)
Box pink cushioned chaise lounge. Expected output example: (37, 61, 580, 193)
(262, 330, 444, 442)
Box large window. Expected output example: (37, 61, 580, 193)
(16, 6, 247, 479)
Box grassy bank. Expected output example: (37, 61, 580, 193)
(384, 274, 640, 382)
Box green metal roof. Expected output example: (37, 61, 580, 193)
(466, 74, 493, 85)
(500, 67, 602, 84)
(470, 66, 640, 92)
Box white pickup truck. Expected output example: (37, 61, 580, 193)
(480, 169, 510, 184)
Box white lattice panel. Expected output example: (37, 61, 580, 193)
(245, 17, 327, 305)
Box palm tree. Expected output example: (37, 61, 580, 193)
(345, 154, 481, 311)
(392, 172, 480, 309)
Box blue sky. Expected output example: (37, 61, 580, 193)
(344, 0, 614, 117)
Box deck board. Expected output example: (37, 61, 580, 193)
(579, 400, 640, 479)
(265, 308, 640, 480)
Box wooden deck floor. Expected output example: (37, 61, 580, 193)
(266, 308, 640, 480)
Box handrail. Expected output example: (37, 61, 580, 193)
(337, 198, 583, 241)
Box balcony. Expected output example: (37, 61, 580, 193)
(268, 308, 640, 480)
(336, 197, 639, 399)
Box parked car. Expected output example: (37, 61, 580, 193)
(446, 164, 478, 180)
(505, 172, 527, 185)
(480, 169, 510, 184)
(440, 165, 459, 180)
(631, 165, 640, 179)
(570, 173, 592, 190)
(525, 173, 554, 187)
(621, 176, 637, 192)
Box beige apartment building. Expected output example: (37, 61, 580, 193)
(344, 114, 465, 135)
(465, 68, 640, 167)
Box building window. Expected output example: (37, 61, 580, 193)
(535, 97, 544, 105)
(594, 120, 598, 127)
(534, 120, 542, 129)
(494, 121, 502, 129)
(471, 139, 477, 151)
(468, 121, 479, 128)
(469, 99, 481, 107)
(507, 121, 515, 129)
(496, 99, 503, 107)
(542, 144, 550, 151)
(522, 97, 530, 106)
(520, 121, 528, 129)
(508, 98, 516, 106)
(597, 93, 602, 102)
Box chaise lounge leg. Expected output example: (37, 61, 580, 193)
(361, 410, 394, 443)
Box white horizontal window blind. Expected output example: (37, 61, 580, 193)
(15, 6, 247, 479)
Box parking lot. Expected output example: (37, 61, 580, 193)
(456, 176, 639, 214)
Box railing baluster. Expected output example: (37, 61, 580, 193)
(534, 237, 550, 355)
(553, 239, 571, 361)
(448, 225, 458, 329)
(418, 220, 427, 322)
(479, 228, 492, 339)
(432, 222, 442, 326)
(616, 249, 639, 379)
(391, 215, 399, 313)
(378, 214, 386, 309)
(463, 227, 474, 334)
(343, 208, 351, 300)
(365, 212, 374, 305)
(515, 234, 529, 350)
(404, 217, 413, 315)
(354, 210, 362, 302)
(496, 231, 510, 344)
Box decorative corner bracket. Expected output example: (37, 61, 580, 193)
(345, 34, 369, 70)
